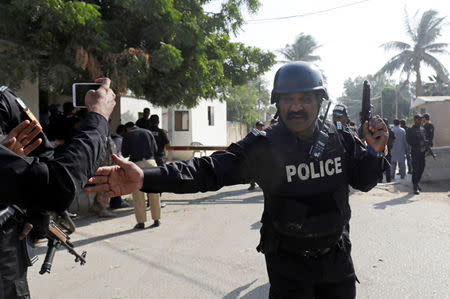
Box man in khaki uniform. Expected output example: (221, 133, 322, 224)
(122, 122, 161, 228)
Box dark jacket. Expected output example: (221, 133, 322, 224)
(406, 125, 426, 152)
(0, 87, 54, 160)
(122, 127, 158, 162)
(149, 125, 169, 160)
(0, 112, 108, 212)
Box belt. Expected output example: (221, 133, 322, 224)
(278, 241, 332, 258)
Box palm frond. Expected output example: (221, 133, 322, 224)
(381, 41, 411, 51)
(404, 8, 416, 41)
(422, 16, 447, 46)
(376, 52, 413, 76)
(416, 10, 444, 47)
(422, 53, 450, 83)
(423, 42, 449, 52)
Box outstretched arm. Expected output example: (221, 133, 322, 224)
(84, 154, 144, 201)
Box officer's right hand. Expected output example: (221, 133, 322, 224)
(1, 120, 42, 156)
(84, 154, 144, 201)
(363, 115, 388, 153)
(85, 78, 116, 121)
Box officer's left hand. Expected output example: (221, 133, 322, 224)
(18, 223, 33, 240)
(362, 115, 388, 153)
(84, 154, 144, 201)
(1, 120, 42, 156)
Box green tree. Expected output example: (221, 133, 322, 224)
(278, 33, 321, 63)
(377, 9, 449, 97)
(338, 74, 395, 124)
(0, 0, 275, 107)
(226, 79, 271, 130)
(0, 0, 104, 93)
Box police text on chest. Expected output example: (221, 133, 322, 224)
(285, 157, 343, 182)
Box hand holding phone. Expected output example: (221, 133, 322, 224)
(77, 78, 116, 120)
(72, 83, 102, 108)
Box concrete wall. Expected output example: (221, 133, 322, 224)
(425, 101, 450, 147)
(421, 146, 450, 183)
(227, 122, 248, 145)
(416, 101, 450, 146)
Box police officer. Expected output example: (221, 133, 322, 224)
(87, 62, 387, 298)
(332, 104, 350, 129)
(0, 78, 115, 298)
(422, 113, 434, 147)
(400, 119, 413, 174)
(406, 114, 427, 194)
(148, 114, 170, 166)
(248, 121, 265, 191)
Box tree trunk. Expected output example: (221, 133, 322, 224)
(415, 65, 424, 97)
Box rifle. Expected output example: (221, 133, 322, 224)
(360, 80, 372, 124)
(0, 205, 87, 274)
(39, 220, 86, 274)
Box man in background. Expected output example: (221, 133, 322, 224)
(136, 107, 152, 130)
(390, 119, 408, 180)
(400, 119, 412, 174)
(380, 118, 395, 183)
(122, 122, 161, 229)
(248, 120, 264, 191)
(148, 114, 170, 166)
(423, 113, 434, 147)
(406, 114, 427, 194)
(332, 104, 350, 129)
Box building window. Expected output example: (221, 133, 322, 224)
(175, 111, 189, 131)
(208, 106, 214, 126)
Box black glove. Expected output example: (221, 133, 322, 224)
(27, 211, 50, 240)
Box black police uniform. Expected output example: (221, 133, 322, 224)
(122, 127, 158, 163)
(149, 125, 170, 166)
(135, 117, 152, 130)
(0, 87, 108, 299)
(423, 122, 434, 147)
(406, 125, 427, 189)
(139, 120, 383, 298)
(0, 87, 54, 160)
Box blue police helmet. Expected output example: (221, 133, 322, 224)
(271, 62, 328, 104)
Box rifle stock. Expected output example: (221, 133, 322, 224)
(39, 220, 86, 275)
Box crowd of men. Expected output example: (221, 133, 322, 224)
(330, 103, 435, 194)
(42, 104, 170, 225)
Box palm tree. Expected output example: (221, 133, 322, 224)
(279, 33, 321, 63)
(377, 9, 449, 98)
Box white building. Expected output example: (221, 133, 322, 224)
(120, 96, 227, 160)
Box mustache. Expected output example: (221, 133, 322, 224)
(287, 111, 309, 120)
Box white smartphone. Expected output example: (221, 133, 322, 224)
(72, 83, 102, 108)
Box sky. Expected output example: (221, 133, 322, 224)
(205, 0, 450, 100)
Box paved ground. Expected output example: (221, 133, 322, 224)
(28, 178, 450, 299)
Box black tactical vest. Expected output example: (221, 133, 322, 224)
(258, 123, 351, 247)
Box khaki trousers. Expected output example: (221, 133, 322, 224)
(133, 159, 161, 223)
